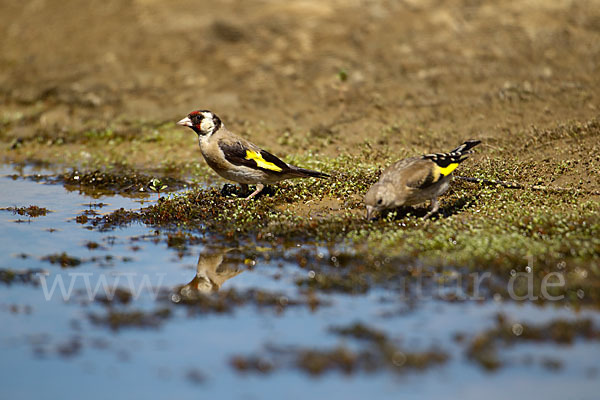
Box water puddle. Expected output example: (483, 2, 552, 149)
(0, 164, 598, 399)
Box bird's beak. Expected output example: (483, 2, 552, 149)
(177, 116, 192, 127)
(366, 206, 376, 221)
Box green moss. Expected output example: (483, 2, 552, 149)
(0, 268, 43, 285)
(466, 314, 600, 370)
(79, 151, 599, 305)
(2, 205, 51, 217)
(42, 252, 83, 268)
(89, 308, 172, 331)
(230, 321, 449, 376)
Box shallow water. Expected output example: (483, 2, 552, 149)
(0, 165, 598, 399)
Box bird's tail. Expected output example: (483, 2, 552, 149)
(449, 140, 481, 157)
(288, 166, 330, 179)
(423, 140, 481, 166)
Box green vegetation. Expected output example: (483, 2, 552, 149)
(1, 205, 51, 217)
(69, 149, 599, 307)
(231, 322, 448, 376)
(466, 314, 600, 370)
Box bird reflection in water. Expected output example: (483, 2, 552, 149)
(179, 247, 244, 296)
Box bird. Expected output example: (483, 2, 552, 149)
(177, 110, 330, 199)
(364, 140, 481, 220)
(178, 247, 243, 295)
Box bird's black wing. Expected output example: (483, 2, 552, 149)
(421, 140, 481, 177)
(423, 140, 482, 167)
(218, 140, 290, 174)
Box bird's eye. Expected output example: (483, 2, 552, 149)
(377, 198, 383, 205)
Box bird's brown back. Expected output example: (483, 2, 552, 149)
(380, 158, 438, 188)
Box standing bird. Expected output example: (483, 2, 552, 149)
(364, 140, 481, 220)
(177, 110, 330, 199)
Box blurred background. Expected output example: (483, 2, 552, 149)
(2, 0, 599, 161)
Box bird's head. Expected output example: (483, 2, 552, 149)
(364, 182, 398, 220)
(177, 110, 222, 136)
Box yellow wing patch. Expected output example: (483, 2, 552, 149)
(436, 163, 459, 176)
(245, 150, 283, 172)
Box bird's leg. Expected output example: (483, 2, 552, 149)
(244, 183, 265, 200)
(239, 183, 249, 197)
(424, 197, 440, 219)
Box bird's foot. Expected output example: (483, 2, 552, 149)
(423, 198, 440, 219)
(423, 210, 439, 219)
(244, 183, 265, 200)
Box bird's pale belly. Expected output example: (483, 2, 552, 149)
(404, 178, 451, 205)
(215, 166, 265, 184)
(201, 157, 257, 184)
